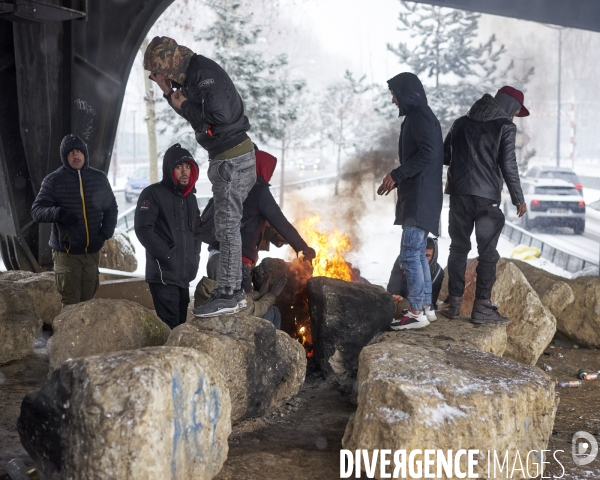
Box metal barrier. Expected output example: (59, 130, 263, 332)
(501, 221, 598, 273)
(115, 205, 137, 233)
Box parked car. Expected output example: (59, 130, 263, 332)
(524, 166, 583, 196)
(124, 166, 150, 203)
(505, 178, 586, 234)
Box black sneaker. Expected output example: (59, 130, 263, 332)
(235, 289, 247, 309)
(192, 290, 239, 317)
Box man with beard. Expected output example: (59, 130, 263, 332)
(378, 72, 444, 331)
(31, 134, 118, 307)
(134, 144, 201, 329)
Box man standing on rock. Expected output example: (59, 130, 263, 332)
(144, 36, 256, 317)
(135, 144, 202, 330)
(31, 134, 118, 307)
(378, 73, 444, 331)
(440, 86, 528, 324)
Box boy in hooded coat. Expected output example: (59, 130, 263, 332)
(378, 72, 444, 330)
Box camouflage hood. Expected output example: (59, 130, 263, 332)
(143, 36, 195, 85)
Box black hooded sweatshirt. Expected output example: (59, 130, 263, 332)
(387, 73, 444, 236)
(134, 155, 202, 288)
(443, 94, 525, 205)
(31, 135, 118, 255)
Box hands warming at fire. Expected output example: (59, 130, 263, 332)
(258, 273, 288, 298)
(377, 173, 397, 196)
(302, 247, 316, 264)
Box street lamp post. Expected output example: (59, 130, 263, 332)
(556, 28, 562, 167)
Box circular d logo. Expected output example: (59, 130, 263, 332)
(572, 431, 598, 466)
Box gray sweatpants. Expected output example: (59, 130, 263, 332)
(207, 150, 256, 294)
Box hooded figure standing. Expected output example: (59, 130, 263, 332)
(31, 134, 118, 307)
(143, 36, 256, 317)
(134, 144, 201, 329)
(377, 73, 444, 331)
(440, 87, 527, 324)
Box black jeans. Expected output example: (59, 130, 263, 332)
(447, 195, 505, 300)
(148, 283, 190, 329)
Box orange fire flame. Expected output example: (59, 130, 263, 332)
(297, 215, 353, 281)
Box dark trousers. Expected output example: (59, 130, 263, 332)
(148, 283, 190, 329)
(52, 250, 100, 307)
(447, 195, 505, 300)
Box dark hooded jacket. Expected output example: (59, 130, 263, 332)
(167, 55, 251, 159)
(200, 150, 309, 264)
(388, 73, 444, 236)
(31, 135, 118, 255)
(134, 148, 201, 288)
(444, 93, 525, 205)
(387, 237, 445, 308)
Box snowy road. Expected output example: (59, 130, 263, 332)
(504, 207, 600, 265)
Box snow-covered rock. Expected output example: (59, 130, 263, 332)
(0, 282, 43, 364)
(343, 342, 558, 479)
(18, 347, 231, 479)
(166, 314, 305, 424)
(491, 261, 556, 366)
(48, 299, 170, 371)
(370, 315, 506, 356)
(99, 229, 137, 272)
(0, 271, 62, 325)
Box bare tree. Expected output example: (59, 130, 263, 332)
(321, 71, 371, 195)
(141, 38, 159, 184)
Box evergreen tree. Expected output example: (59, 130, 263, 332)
(387, 1, 533, 132)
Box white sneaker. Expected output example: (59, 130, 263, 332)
(424, 306, 437, 322)
(390, 310, 430, 331)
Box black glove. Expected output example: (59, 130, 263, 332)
(269, 274, 288, 297)
(301, 247, 316, 263)
(59, 209, 78, 226)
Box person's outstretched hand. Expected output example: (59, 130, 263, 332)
(258, 273, 271, 297)
(302, 247, 316, 264)
(377, 173, 397, 196)
(270, 274, 288, 297)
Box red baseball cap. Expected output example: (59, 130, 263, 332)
(497, 86, 530, 117)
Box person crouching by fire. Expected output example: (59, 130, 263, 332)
(377, 72, 444, 331)
(196, 145, 315, 317)
(387, 237, 444, 322)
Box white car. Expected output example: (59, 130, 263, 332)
(504, 178, 586, 234)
